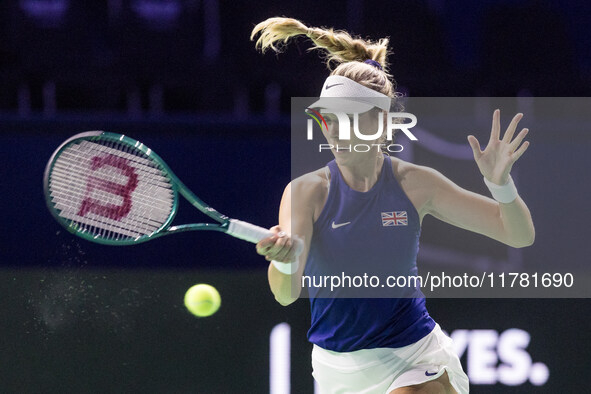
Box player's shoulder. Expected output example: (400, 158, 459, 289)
(289, 167, 329, 198)
(389, 156, 444, 185)
(283, 167, 329, 215)
(387, 156, 448, 215)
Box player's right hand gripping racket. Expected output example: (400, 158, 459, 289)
(44, 131, 274, 245)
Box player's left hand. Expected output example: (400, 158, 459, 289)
(467, 109, 530, 185)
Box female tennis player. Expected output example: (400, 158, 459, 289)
(253, 17, 534, 394)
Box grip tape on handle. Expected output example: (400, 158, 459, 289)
(226, 219, 273, 244)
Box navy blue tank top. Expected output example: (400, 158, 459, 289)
(304, 155, 435, 352)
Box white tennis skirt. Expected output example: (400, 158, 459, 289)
(312, 324, 469, 394)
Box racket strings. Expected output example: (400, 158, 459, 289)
(54, 142, 172, 212)
(48, 139, 175, 241)
(50, 174, 171, 220)
(55, 142, 170, 238)
(51, 165, 165, 238)
(52, 149, 173, 206)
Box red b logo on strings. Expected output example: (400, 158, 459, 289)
(78, 154, 139, 221)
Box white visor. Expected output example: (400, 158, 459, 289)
(308, 75, 391, 113)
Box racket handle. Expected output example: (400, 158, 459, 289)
(227, 219, 273, 244)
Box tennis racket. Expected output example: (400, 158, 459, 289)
(44, 131, 274, 246)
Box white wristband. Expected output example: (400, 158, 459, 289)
(483, 176, 518, 203)
(271, 260, 299, 275)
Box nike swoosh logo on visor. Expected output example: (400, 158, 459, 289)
(425, 371, 439, 377)
(325, 83, 344, 90)
(331, 221, 351, 229)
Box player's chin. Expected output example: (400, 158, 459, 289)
(332, 149, 371, 164)
(331, 147, 354, 159)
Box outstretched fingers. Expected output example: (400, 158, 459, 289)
(511, 140, 530, 162)
(502, 113, 524, 144)
(467, 135, 483, 160)
(509, 128, 529, 151)
(489, 109, 501, 143)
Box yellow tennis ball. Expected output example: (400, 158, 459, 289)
(184, 284, 221, 317)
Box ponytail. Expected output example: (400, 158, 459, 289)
(252, 17, 401, 151)
(251, 17, 391, 74)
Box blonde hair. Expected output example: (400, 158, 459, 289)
(250, 17, 396, 98)
(251, 17, 401, 149)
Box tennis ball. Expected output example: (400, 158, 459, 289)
(184, 284, 221, 317)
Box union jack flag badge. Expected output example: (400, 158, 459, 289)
(381, 211, 408, 226)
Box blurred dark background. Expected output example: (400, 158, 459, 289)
(0, 0, 590, 116)
(0, 1, 590, 393)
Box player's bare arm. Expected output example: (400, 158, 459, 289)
(401, 110, 535, 248)
(257, 170, 327, 305)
